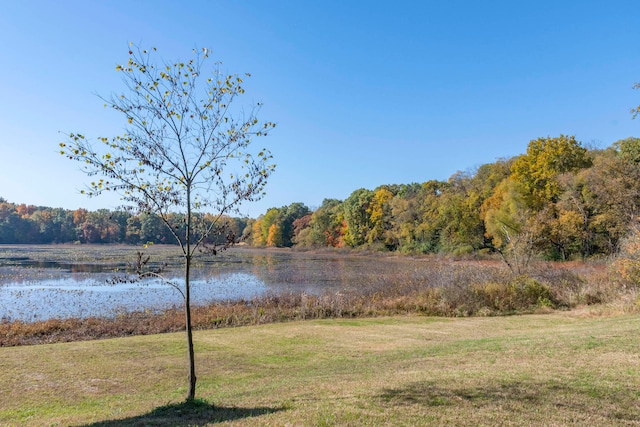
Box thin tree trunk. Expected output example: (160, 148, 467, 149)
(185, 185, 196, 401)
(185, 253, 196, 401)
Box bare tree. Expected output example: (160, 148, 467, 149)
(60, 44, 276, 401)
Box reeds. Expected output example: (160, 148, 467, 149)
(3, 258, 636, 347)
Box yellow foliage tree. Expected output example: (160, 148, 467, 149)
(511, 135, 591, 209)
(266, 223, 283, 247)
(251, 219, 265, 246)
(481, 178, 535, 274)
(367, 187, 394, 244)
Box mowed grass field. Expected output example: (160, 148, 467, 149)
(1, 311, 639, 426)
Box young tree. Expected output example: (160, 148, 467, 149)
(60, 45, 276, 401)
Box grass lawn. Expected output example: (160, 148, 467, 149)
(1, 311, 639, 426)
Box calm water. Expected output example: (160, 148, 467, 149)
(0, 246, 430, 322)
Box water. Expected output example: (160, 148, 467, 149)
(0, 273, 267, 322)
(0, 246, 429, 322)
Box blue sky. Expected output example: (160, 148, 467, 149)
(1, 0, 639, 217)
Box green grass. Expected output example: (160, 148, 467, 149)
(2, 311, 640, 426)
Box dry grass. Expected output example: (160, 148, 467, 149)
(1, 312, 639, 426)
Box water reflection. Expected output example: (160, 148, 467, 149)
(0, 272, 267, 322)
(0, 247, 432, 322)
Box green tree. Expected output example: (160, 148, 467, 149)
(31, 209, 55, 243)
(50, 208, 76, 243)
(280, 202, 310, 247)
(437, 171, 489, 254)
(415, 180, 449, 253)
(613, 137, 640, 163)
(203, 214, 245, 246)
(0, 202, 21, 243)
(342, 188, 373, 247)
(109, 210, 131, 243)
(139, 212, 165, 243)
(387, 181, 447, 254)
(60, 45, 275, 401)
(125, 215, 141, 243)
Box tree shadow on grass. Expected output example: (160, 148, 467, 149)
(79, 399, 286, 427)
(379, 381, 550, 407)
(378, 380, 640, 422)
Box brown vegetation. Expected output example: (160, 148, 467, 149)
(3, 258, 636, 347)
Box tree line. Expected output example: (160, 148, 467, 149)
(0, 203, 249, 246)
(3, 135, 640, 266)
(248, 135, 640, 267)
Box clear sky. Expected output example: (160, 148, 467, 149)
(1, 0, 639, 217)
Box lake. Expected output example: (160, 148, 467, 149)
(0, 245, 444, 322)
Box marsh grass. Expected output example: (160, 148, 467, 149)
(1, 313, 639, 426)
(2, 246, 638, 346)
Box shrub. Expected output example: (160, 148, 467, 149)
(612, 220, 640, 286)
(452, 245, 474, 257)
(467, 275, 554, 314)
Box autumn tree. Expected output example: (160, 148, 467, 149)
(280, 202, 310, 247)
(367, 187, 394, 247)
(0, 201, 29, 243)
(413, 180, 449, 253)
(249, 217, 265, 246)
(343, 188, 373, 247)
(562, 143, 640, 255)
(388, 191, 416, 252)
(613, 218, 640, 285)
(511, 135, 592, 209)
(60, 45, 275, 401)
(291, 213, 312, 245)
(481, 178, 536, 274)
(260, 208, 282, 246)
(437, 171, 488, 254)
(294, 198, 344, 248)
(388, 181, 445, 254)
(266, 222, 283, 247)
(73, 208, 88, 227)
(611, 137, 636, 162)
